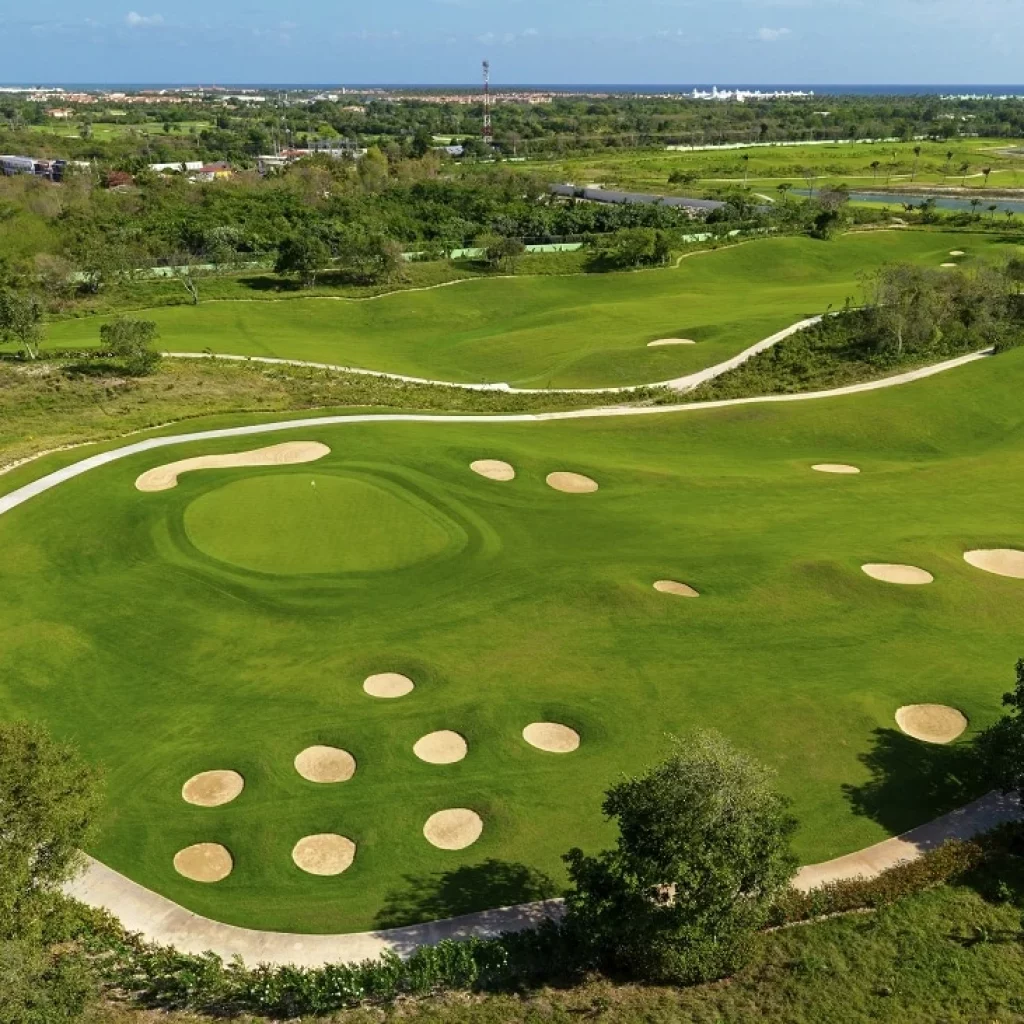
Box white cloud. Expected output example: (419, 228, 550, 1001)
(755, 25, 791, 40)
(125, 11, 164, 27)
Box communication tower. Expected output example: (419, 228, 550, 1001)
(482, 60, 492, 142)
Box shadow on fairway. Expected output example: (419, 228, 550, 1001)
(842, 727, 982, 837)
(375, 858, 559, 938)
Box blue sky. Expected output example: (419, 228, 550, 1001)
(1, 0, 1022, 85)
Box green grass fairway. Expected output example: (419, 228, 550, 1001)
(45, 231, 1017, 389)
(2, 347, 1023, 934)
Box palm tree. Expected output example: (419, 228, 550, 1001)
(870, 160, 881, 181)
(945, 150, 954, 177)
(776, 182, 793, 200)
(988, 203, 999, 220)
(982, 166, 992, 186)
(741, 153, 750, 187)
(970, 197, 982, 219)
(959, 162, 971, 186)
(1006, 209, 1015, 226)
(911, 144, 922, 182)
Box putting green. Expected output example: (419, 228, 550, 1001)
(2, 347, 1023, 936)
(182, 473, 464, 575)
(41, 231, 1018, 388)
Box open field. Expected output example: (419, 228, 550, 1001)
(21, 119, 211, 141)
(1, 343, 1023, 934)
(41, 231, 1020, 389)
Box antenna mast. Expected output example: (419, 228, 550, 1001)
(482, 60, 492, 143)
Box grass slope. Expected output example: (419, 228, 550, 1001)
(1, 346, 1023, 935)
(42, 232, 1017, 389)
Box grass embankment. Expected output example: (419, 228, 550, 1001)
(39, 232, 1018, 390)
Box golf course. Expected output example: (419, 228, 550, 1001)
(1, 312, 1023, 935)
(44, 230, 1018, 388)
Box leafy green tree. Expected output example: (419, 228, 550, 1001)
(596, 227, 672, 269)
(99, 316, 161, 375)
(478, 232, 526, 273)
(0, 939, 95, 1024)
(0, 288, 44, 359)
(976, 659, 1024, 794)
(562, 731, 798, 985)
(275, 233, 331, 288)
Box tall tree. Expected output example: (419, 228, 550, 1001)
(0, 289, 44, 360)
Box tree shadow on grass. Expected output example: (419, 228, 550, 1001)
(842, 727, 984, 838)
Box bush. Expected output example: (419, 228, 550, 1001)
(98, 316, 161, 375)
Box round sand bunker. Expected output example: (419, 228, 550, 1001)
(292, 833, 356, 875)
(470, 459, 515, 482)
(423, 808, 483, 850)
(182, 770, 244, 807)
(173, 842, 233, 882)
(523, 722, 580, 753)
(963, 548, 1024, 579)
(546, 471, 598, 494)
(896, 704, 968, 744)
(647, 338, 696, 347)
(653, 579, 699, 598)
(861, 563, 934, 585)
(413, 730, 468, 764)
(294, 746, 356, 783)
(363, 672, 415, 698)
(812, 463, 860, 475)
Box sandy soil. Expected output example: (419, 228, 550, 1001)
(653, 579, 700, 597)
(294, 746, 356, 783)
(173, 843, 233, 883)
(963, 548, 1024, 579)
(470, 459, 516, 481)
(546, 471, 599, 493)
(291, 834, 357, 876)
(181, 770, 244, 807)
(413, 730, 468, 764)
(861, 563, 934, 584)
(950, 250, 965, 256)
(363, 672, 415, 698)
(812, 463, 861, 474)
(135, 441, 330, 492)
(647, 338, 696, 347)
(940, 262, 957, 268)
(522, 722, 580, 753)
(896, 704, 968, 744)
(423, 808, 483, 850)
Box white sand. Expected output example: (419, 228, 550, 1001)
(294, 746, 356, 783)
(173, 843, 233, 883)
(181, 770, 244, 807)
(363, 672, 415, 698)
(861, 563, 934, 585)
(896, 704, 968, 744)
(470, 459, 516, 481)
(546, 471, 599, 493)
(135, 441, 330, 492)
(413, 730, 468, 764)
(811, 463, 860, 475)
(423, 808, 483, 850)
(647, 338, 696, 347)
(963, 548, 1024, 579)
(292, 834, 356, 876)
(949, 250, 965, 256)
(653, 579, 699, 598)
(940, 262, 957, 268)
(522, 722, 580, 753)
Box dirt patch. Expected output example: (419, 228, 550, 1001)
(896, 704, 968, 744)
(173, 843, 233, 882)
(546, 471, 599, 494)
(653, 579, 699, 598)
(963, 548, 1024, 579)
(523, 722, 580, 753)
(812, 463, 860, 475)
(292, 834, 357, 875)
(423, 808, 483, 850)
(363, 673, 415, 698)
(861, 563, 934, 585)
(470, 459, 516, 481)
(647, 338, 696, 347)
(294, 746, 356, 783)
(181, 770, 244, 807)
(413, 730, 468, 764)
(135, 441, 330, 492)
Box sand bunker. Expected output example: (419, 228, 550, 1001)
(523, 722, 580, 753)
(653, 579, 699, 598)
(363, 672, 415, 698)
(423, 808, 483, 850)
(963, 548, 1024, 579)
(949, 250, 965, 256)
(292, 833, 356, 875)
(647, 338, 696, 347)
(181, 770, 244, 807)
(294, 745, 356, 783)
(135, 441, 330, 492)
(546, 471, 599, 494)
(413, 730, 468, 764)
(812, 463, 860, 475)
(470, 459, 516, 481)
(896, 704, 968, 744)
(940, 262, 957, 268)
(861, 563, 934, 585)
(173, 843, 233, 882)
